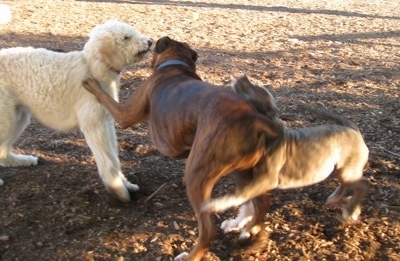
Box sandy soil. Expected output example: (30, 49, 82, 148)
(0, 0, 399, 260)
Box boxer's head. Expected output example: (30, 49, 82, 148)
(151, 36, 198, 72)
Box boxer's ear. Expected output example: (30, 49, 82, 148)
(191, 50, 198, 62)
(155, 36, 171, 53)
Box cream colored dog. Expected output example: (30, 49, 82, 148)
(0, 20, 152, 201)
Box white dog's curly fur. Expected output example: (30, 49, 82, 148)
(0, 20, 152, 201)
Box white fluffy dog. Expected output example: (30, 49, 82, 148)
(0, 20, 152, 201)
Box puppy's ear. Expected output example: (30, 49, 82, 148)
(191, 50, 198, 62)
(233, 75, 255, 97)
(155, 36, 171, 53)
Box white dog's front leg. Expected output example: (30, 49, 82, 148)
(78, 106, 138, 202)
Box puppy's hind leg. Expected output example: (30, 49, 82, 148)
(202, 157, 278, 214)
(325, 184, 346, 205)
(220, 201, 254, 234)
(78, 104, 138, 202)
(0, 100, 38, 167)
(239, 194, 270, 240)
(343, 177, 369, 221)
(222, 171, 255, 234)
(226, 170, 271, 240)
(333, 164, 369, 221)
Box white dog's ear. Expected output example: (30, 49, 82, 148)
(99, 37, 118, 70)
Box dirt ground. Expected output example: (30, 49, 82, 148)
(0, 0, 399, 260)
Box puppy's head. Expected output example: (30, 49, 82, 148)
(84, 20, 152, 73)
(232, 75, 279, 117)
(151, 36, 198, 71)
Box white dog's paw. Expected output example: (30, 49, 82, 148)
(106, 177, 132, 202)
(0, 154, 38, 167)
(0, 179, 4, 186)
(123, 180, 140, 192)
(125, 182, 139, 192)
(108, 185, 130, 202)
(174, 252, 189, 261)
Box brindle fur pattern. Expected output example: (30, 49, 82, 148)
(202, 76, 369, 229)
(83, 37, 283, 261)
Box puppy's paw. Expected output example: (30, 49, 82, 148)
(342, 206, 361, 222)
(0, 154, 38, 167)
(0, 178, 4, 186)
(221, 219, 241, 233)
(239, 230, 251, 241)
(238, 224, 263, 241)
(174, 252, 189, 261)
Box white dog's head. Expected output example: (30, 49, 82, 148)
(83, 20, 152, 75)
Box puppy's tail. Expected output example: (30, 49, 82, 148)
(314, 110, 360, 132)
(300, 106, 360, 132)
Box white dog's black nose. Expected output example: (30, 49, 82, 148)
(148, 40, 153, 48)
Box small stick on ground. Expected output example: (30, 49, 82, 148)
(144, 183, 167, 204)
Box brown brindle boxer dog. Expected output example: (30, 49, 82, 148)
(83, 36, 282, 261)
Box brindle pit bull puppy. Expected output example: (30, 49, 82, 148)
(83, 36, 282, 261)
(202, 76, 369, 228)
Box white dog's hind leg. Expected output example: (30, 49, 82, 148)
(78, 106, 138, 202)
(0, 103, 38, 167)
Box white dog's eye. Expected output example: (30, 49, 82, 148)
(124, 36, 132, 41)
